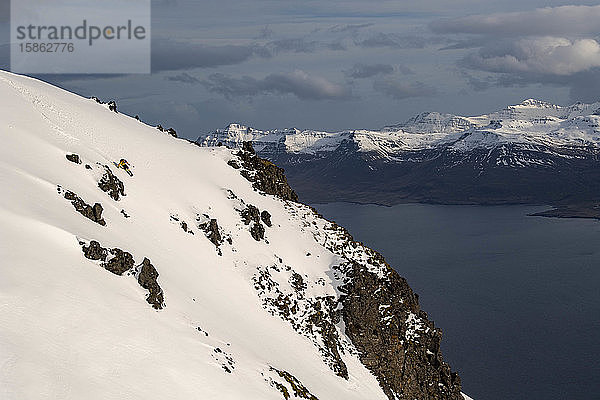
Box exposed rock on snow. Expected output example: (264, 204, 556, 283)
(81, 240, 134, 275)
(62, 189, 106, 226)
(104, 248, 135, 276)
(261, 210, 273, 227)
(66, 153, 81, 164)
(197, 214, 224, 247)
(81, 241, 162, 308)
(82, 240, 108, 261)
(269, 367, 319, 400)
(98, 165, 126, 201)
(232, 141, 299, 202)
(137, 257, 165, 310)
(240, 204, 267, 241)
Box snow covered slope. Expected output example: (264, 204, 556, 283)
(0, 71, 466, 400)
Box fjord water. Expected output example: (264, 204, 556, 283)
(313, 203, 600, 400)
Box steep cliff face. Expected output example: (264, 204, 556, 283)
(0, 71, 466, 400)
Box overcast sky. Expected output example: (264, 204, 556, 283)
(2, 0, 600, 139)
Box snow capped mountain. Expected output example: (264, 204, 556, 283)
(200, 98, 600, 157)
(197, 99, 600, 206)
(0, 71, 466, 400)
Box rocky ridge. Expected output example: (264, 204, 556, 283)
(228, 142, 463, 400)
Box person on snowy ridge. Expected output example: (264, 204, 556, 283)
(116, 158, 133, 176)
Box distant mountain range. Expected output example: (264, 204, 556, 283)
(197, 99, 600, 208)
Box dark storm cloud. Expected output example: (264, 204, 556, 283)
(151, 39, 267, 72)
(203, 71, 351, 100)
(344, 63, 394, 79)
(489, 67, 600, 103)
(373, 78, 437, 100)
(430, 5, 600, 37)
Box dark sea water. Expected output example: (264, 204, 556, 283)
(313, 203, 600, 400)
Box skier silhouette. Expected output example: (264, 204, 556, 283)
(116, 158, 133, 176)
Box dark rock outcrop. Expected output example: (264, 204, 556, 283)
(339, 262, 461, 400)
(82, 241, 134, 275)
(104, 248, 135, 275)
(250, 222, 265, 241)
(198, 217, 222, 247)
(107, 101, 117, 112)
(270, 368, 319, 400)
(63, 190, 106, 226)
(252, 264, 348, 379)
(66, 153, 81, 164)
(180, 221, 194, 234)
(241, 204, 260, 225)
(156, 125, 177, 137)
(137, 257, 164, 310)
(261, 210, 272, 227)
(317, 217, 463, 400)
(231, 141, 298, 202)
(98, 165, 126, 201)
(240, 204, 266, 241)
(82, 240, 107, 261)
(81, 241, 163, 309)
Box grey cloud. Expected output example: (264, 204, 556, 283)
(257, 26, 274, 39)
(345, 63, 394, 79)
(203, 70, 351, 101)
(490, 68, 600, 103)
(329, 23, 374, 34)
(373, 78, 437, 100)
(431, 5, 600, 37)
(438, 37, 494, 51)
(266, 38, 318, 54)
(462, 72, 495, 92)
(327, 42, 347, 51)
(166, 72, 200, 84)
(151, 40, 267, 72)
(355, 33, 439, 49)
(564, 68, 600, 103)
(0, 43, 8, 70)
(397, 64, 415, 75)
(0, 0, 8, 23)
(461, 37, 600, 76)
